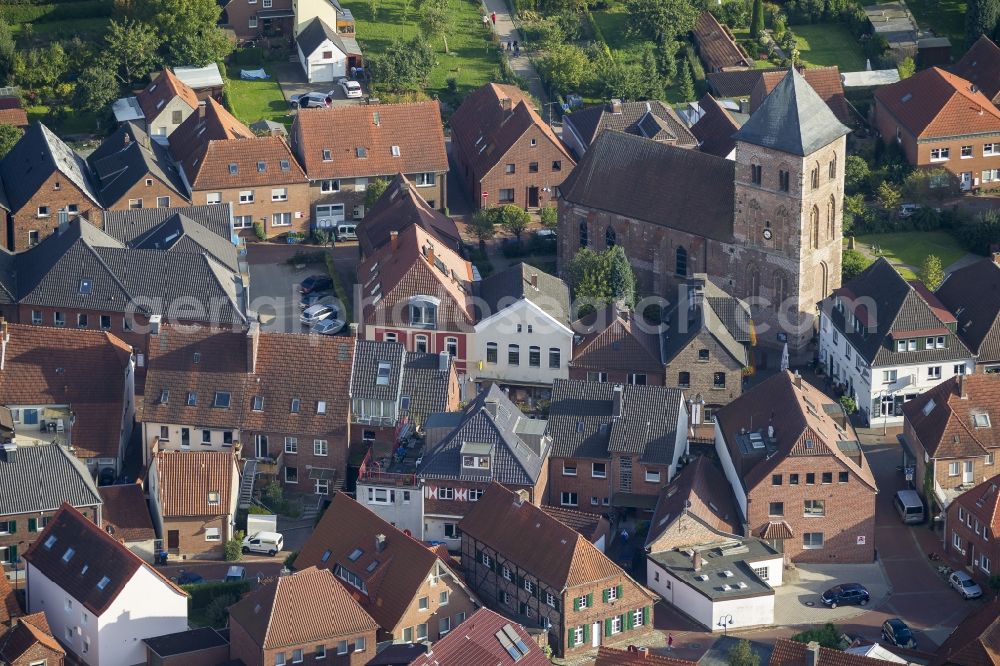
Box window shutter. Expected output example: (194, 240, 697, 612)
(587, 593, 593, 607)
(568, 630, 574, 649)
(643, 606, 651, 625)
(616, 584, 623, 599)
(8, 545, 15, 564)
(573, 597, 580, 611)
(625, 611, 633, 630)
(604, 618, 612, 637)
(583, 623, 591, 644)
(27, 518, 36, 532)
(602, 588, 609, 603)
(9, 520, 15, 534)
(553, 597, 560, 611)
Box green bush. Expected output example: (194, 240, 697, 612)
(224, 530, 244, 561)
(539, 206, 558, 227)
(286, 249, 326, 265)
(252, 220, 266, 241)
(202, 593, 238, 627)
(325, 253, 352, 322)
(2, 0, 112, 24)
(792, 623, 842, 649)
(183, 580, 255, 611)
(284, 550, 299, 568)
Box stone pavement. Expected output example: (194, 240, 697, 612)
(480, 0, 550, 109)
(773, 563, 890, 627)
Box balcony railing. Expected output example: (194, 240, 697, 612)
(358, 449, 417, 486)
(255, 451, 284, 475)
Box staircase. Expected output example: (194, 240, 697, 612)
(299, 496, 323, 523)
(238, 459, 257, 509)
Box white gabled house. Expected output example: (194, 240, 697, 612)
(472, 263, 573, 391)
(296, 17, 363, 84)
(23, 504, 188, 666)
(818, 257, 974, 426)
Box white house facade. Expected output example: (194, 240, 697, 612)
(354, 480, 425, 539)
(472, 299, 573, 387)
(295, 17, 361, 84)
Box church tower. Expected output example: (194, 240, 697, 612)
(729, 69, 850, 352)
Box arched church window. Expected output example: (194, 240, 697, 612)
(605, 226, 616, 248)
(676, 246, 688, 277)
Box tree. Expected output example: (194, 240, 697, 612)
(625, 0, 700, 43)
(367, 36, 434, 92)
(498, 204, 530, 242)
(420, 0, 453, 53)
(876, 180, 901, 211)
(842, 248, 872, 281)
(844, 155, 870, 194)
(749, 0, 765, 38)
(792, 623, 842, 649)
(137, 0, 232, 66)
(104, 18, 161, 85)
(639, 47, 665, 100)
(677, 58, 696, 101)
(593, 51, 645, 101)
(75, 67, 120, 114)
(569, 248, 612, 311)
(728, 640, 760, 666)
(897, 56, 916, 79)
(537, 43, 590, 95)
(0, 14, 15, 87)
(469, 209, 497, 250)
(0, 124, 22, 159)
(920, 254, 945, 290)
(539, 206, 558, 227)
(967, 0, 1000, 46)
(364, 178, 389, 210)
(13, 43, 68, 99)
(607, 245, 636, 308)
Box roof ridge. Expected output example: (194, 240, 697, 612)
(79, 238, 141, 309)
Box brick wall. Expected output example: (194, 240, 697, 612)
(162, 515, 229, 559)
(308, 171, 447, 221)
(105, 176, 189, 212)
(747, 453, 875, 563)
(368, 327, 471, 376)
(225, 0, 294, 40)
(0, 506, 98, 572)
(8, 640, 64, 666)
(465, 125, 572, 211)
(260, 632, 376, 666)
(159, 642, 230, 666)
(561, 578, 655, 658)
(389, 572, 479, 643)
(264, 425, 349, 493)
(547, 456, 614, 514)
(646, 513, 730, 552)
(906, 419, 1000, 505)
(663, 329, 745, 408)
(945, 502, 996, 585)
(197, 183, 311, 240)
(227, 617, 262, 666)
(6, 171, 102, 251)
(567, 367, 666, 385)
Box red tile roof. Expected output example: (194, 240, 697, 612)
(902, 374, 1000, 459)
(0, 612, 65, 663)
(875, 67, 1000, 138)
(409, 608, 550, 666)
(771, 639, 902, 666)
(296, 492, 468, 633)
(909, 280, 957, 324)
(0, 323, 133, 459)
(358, 173, 462, 257)
(152, 450, 237, 517)
(23, 504, 187, 615)
(595, 646, 699, 666)
(570, 304, 663, 374)
(646, 455, 741, 551)
(753, 66, 851, 124)
(951, 477, 1000, 544)
(292, 101, 448, 179)
(450, 83, 573, 183)
(541, 505, 607, 541)
(98, 483, 156, 542)
(692, 11, 753, 72)
(0, 98, 28, 128)
(932, 597, 1000, 666)
(952, 35, 1000, 103)
(0, 573, 19, 624)
(228, 566, 377, 650)
(136, 68, 200, 122)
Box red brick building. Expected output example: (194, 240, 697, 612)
(459, 484, 657, 659)
(932, 596, 1000, 666)
(134, 68, 201, 143)
(450, 83, 574, 210)
(228, 566, 378, 666)
(408, 608, 551, 666)
(951, 35, 1000, 106)
(0, 612, 66, 666)
(945, 478, 1000, 585)
(873, 67, 1000, 191)
(87, 122, 190, 211)
(569, 305, 665, 386)
(715, 371, 878, 563)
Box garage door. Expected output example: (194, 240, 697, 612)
(310, 63, 335, 83)
(315, 204, 345, 227)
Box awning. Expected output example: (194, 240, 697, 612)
(309, 467, 336, 480)
(759, 521, 794, 540)
(611, 492, 658, 511)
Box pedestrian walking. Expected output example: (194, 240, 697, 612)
(490, 11, 496, 24)
(668, 635, 674, 651)
(620, 528, 629, 544)
(482, 14, 489, 27)
(514, 45, 520, 56)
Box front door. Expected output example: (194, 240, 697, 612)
(961, 172, 973, 190)
(181, 428, 190, 448)
(167, 530, 179, 550)
(527, 186, 539, 208)
(964, 460, 975, 484)
(592, 622, 601, 647)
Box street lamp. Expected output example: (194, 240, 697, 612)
(717, 614, 733, 636)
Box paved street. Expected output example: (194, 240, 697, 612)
(481, 0, 549, 108)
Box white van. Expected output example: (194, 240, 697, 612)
(242, 531, 284, 556)
(893, 489, 924, 524)
(336, 224, 358, 242)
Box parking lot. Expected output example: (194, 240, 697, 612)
(773, 562, 890, 627)
(271, 62, 367, 110)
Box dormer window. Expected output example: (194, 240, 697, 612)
(214, 392, 231, 408)
(463, 455, 490, 469)
(290, 398, 300, 413)
(207, 492, 220, 505)
(376, 362, 391, 386)
(253, 396, 264, 411)
(409, 296, 440, 328)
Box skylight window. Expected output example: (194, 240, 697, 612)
(253, 396, 264, 411)
(366, 560, 380, 572)
(193, 352, 201, 364)
(391, 145, 400, 157)
(96, 576, 111, 590)
(291, 398, 300, 413)
(187, 392, 198, 406)
(214, 392, 231, 408)
(376, 362, 391, 386)
(322, 149, 332, 161)
(923, 399, 936, 416)
(208, 492, 220, 505)
(44, 536, 57, 549)
(348, 548, 363, 561)
(80, 564, 88, 576)
(356, 147, 367, 158)
(280, 159, 290, 171)
(62, 547, 75, 562)
(228, 163, 238, 175)
(321, 549, 331, 562)
(317, 400, 327, 414)
(975, 413, 991, 428)
(257, 161, 266, 172)
(160, 389, 169, 404)
(79, 279, 92, 295)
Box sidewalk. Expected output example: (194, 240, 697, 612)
(481, 0, 549, 109)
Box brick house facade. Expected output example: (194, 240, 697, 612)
(0, 613, 66, 666)
(569, 305, 665, 386)
(1, 507, 98, 572)
(945, 478, 1000, 585)
(459, 484, 656, 659)
(450, 84, 574, 211)
(223, 0, 295, 42)
(715, 371, 878, 563)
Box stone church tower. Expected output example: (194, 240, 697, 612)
(728, 69, 850, 353)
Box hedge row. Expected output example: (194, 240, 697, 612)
(1, 0, 112, 24)
(182, 580, 256, 611)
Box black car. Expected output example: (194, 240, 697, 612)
(882, 618, 916, 648)
(175, 571, 204, 585)
(300, 275, 333, 294)
(820, 583, 870, 608)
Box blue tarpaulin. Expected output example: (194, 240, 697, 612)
(240, 68, 269, 80)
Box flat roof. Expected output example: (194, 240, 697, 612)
(425, 411, 464, 429)
(143, 627, 228, 657)
(112, 96, 144, 123)
(649, 539, 779, 601)
(173, 64, 224, 89)
(841, 69, 901, 87)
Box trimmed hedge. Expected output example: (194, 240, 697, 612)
(1, 0, 112, 23)
(182, 580, 255, 611)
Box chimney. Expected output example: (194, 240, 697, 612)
(612, 384, 623, 419)
(693, 551, 702, 572)
(530, 273, 538, 289)
(375, 533, 387, 552)
(0, 317, 8, 372)
(2, 442, 15, 463)
(793, 370, 802, 388)
(806, 642, 821, 666)
(992, 251, 1000, 266)
(149, 314, 162, 336)
(960, 372, 968, 399)
(247, 321, 260, 374)
(514, 489, 529, 506)
(438, 351, 449, 372)
(500, 97, 512, 113)
(424, 244, 435, 266)
(610, 99, 623, 114)
(390, 230, 399, 252)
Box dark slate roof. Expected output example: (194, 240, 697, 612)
(400, 351, 453, 427)
(350, 339, 405, 402)
(86, 122, 189, 209)
(565, 100, 698, 151)
(417, 385, 549, 487)
(708, 68, 785, 98)
(559, 130, 735, 242)
(0, 443, 101, 515)
(690, 94, 742, 158)
(662, 277, 751, 366)
(476, 262, 571, 324)
(0, 123, 100, 213)
(936, 257, 1000, 364)
(130, 212, 239, 272)
(733, 68, 850, 156)
(297, 16, 354, 58)
(547, 380, 684, 465)
(102, 204, 233, 244)
(821, 257, 972, 366)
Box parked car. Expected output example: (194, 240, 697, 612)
(289, 91, 334, 109)
(312, 318, 345, 336)
(949, 570, 983, 599)
(98, 467, 116, 486)
(175, 571, 204, 585)
(339, 79, 363, 98)
(225, 565, 246, 583)
(242, 531, 283, 556)
(300, 303, 337, 326)
(898, 203, 921, 217)
(535, 229, 557, 239)
(881, 618, 916, 648)
(300, 274, 333, 294)
(820, 583, 870, 608)
(299, 292, 332, 309)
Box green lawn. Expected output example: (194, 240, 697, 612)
(27, 105, 101, 136)
(225, 65, 291, 127)
(793, 24, 867, 71)
(340, 0, 499, 95)
(906, 0, 967, 56)
(853, 231, 969, 279)
(13, 17, 109, 41)
(591, 3, 651, 59)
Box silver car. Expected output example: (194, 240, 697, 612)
(949, 570, 983, 599)
(290, 91, 335, 109)
(312, 318, 345, 336)
(300, 303, 336, 326)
